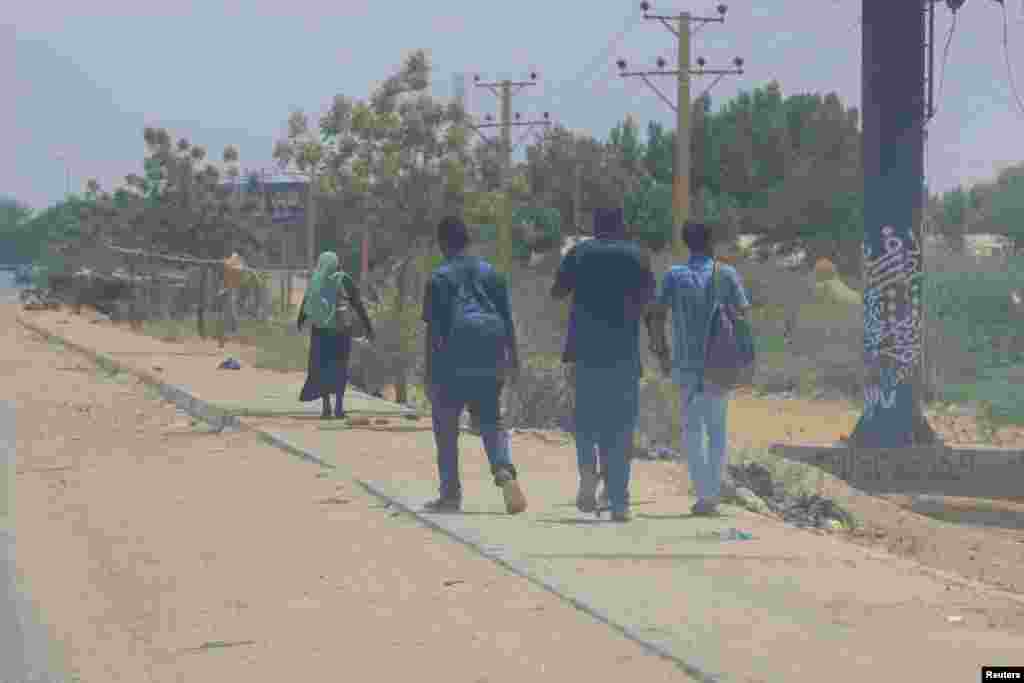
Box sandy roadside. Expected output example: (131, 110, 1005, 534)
(6, 306, 690, 682)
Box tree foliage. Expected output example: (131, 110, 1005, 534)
(517, 81, 867, 271)
(75, 127, 260, 263)
(0, 198, 36, 263)
(273, 50, 471, 266)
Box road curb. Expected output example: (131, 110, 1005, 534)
(18, 314, 725, 683)
(19, 317, 241, 432)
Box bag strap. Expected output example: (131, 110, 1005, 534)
(336, 271, 357, 306)
(690, 260, 719, 404)
(459, 260, 497, 314)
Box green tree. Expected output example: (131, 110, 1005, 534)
(523, 125, 615, 235)
(511, 205, 561, 260)
(625, 175, 673, 251)
(980, 163, 1024, 253)
(643, 121, 674, 186)
(76, 128, 259, 336)
(932, 185, 969, 251)
(275, 50, 472, 403)
(0, 198, 35, 263)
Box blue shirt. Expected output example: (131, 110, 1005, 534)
(421, 254, 514, 381)
(657, 255, 750, 381)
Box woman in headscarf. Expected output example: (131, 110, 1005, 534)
(297, 251, 375, 419)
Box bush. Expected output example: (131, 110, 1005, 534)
(504, 353, 572, 430)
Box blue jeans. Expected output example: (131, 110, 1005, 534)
(430, 378, 514, 501)
(574, 357, 641, 512)
(678, 370, 729, 502)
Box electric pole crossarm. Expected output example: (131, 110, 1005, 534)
(656, 18, 680, 36)
(645, 13, 724, 23)
(474, 80, 536, 87)
(624, 0, 739, 257)
(466, 70, 551, 275)
(697, 73, 727, 100)
(693, 68, 744, 75)
(639, 75, 678, 111)
(474, 120, 550, 128)
(620, 68, 736, 76)
(466, 125, 495, 143)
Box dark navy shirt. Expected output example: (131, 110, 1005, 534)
(553, 238, 655, 367)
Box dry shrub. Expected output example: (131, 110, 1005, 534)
(504, 354, 573, 430)
(638, 374, 680, 447)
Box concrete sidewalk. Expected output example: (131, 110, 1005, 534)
(20, 309, 416, 419)
(20, 309, 1024, 682)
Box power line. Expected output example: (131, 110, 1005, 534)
(549, 10, 644, 105)
(999, 0, 1024, 118)
(928, 10, 958, 125)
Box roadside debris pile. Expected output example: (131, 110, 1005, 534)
(725, 461, 855, 530)
(19, 288, 62, 311)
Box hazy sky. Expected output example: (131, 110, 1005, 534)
(5, 0, 1024, 209)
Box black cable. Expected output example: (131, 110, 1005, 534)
(928, 10, 958, 125)
(999, 0, 1024, 118)
(549, 10, 643, 108)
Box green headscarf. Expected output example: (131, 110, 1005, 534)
(303, 251, 342, 328)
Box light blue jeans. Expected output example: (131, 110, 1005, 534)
(678, 370, 729, 502)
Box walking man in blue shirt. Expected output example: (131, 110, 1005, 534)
(552, 208, 656, 522)
(646, 221, 751, 516)
(422, 216, 527, 515)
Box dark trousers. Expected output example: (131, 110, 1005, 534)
(300, 327, 352, 414)
(430, 377, 514, 501)
(573, 356, 641, 512)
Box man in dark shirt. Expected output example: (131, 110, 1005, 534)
(551, 208, 656, 522)
(421, 216, 526, 515)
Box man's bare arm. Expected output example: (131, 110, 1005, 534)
(423, 323, 433, 386)
(645, 303, 670, 350)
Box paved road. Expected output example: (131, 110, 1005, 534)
(2, 283, 65, 682)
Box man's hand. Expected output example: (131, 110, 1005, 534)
(563, 362, 576, 386)
(657, 351, 672, 378)
(503, 362, 521, 385)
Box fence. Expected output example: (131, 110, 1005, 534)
(60, 242, 313, 326)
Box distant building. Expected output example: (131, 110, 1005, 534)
(221, 170, 310, 267)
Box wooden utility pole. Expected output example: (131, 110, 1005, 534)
(617, 1, 744, 260)
(471, 72, 552, 275)
(675, 10, 692, 255)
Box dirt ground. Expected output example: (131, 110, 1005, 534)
(6, 309, 692, 682)
(19, 307, 1024, 604)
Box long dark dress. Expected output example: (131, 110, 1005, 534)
(299, 326, 353, 402)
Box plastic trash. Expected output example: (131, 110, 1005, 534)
(218, 357, 241, 370)
(654, 446, 681, 461)
(698, 527, 755, 541)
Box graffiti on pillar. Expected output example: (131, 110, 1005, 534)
(862, 225, 924, 411)
(864, 366, 899, 419)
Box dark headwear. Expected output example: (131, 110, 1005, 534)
(683, 221, 712, 254)
(437, 215, 470, 254)
(593, 207, 626, 240)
